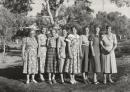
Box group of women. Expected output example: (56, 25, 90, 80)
(22, 24, 117, 85)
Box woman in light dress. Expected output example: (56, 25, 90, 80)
(89, 26, 101, 84)
(80, 26, 90, 84)
(37, 27, 47, 81)
(57, 29, 67, 84)
(100, 26, 117, 84)
(22, 29, 38, 84)
(65, 26, 81, 84)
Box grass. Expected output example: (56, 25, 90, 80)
(0, 40, 130, 92)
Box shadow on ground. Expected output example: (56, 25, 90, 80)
(0, 64, 130, 92)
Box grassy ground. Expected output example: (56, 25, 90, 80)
(0, 40, 130, 92)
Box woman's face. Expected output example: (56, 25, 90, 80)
(30, 30, 36, 37)
(72, 27, 77, 34)
(85, 27, 89, 35)
(96, 27, 100, 34)
(51, 29, 56, 36)
(62, 29, 67, 37)
(42, 28, 46, 34)
(106, 26, 112, 34)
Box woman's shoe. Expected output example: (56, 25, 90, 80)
(94, 81, 99, 85)
(70, 80, 75, 84)
(83, 79, 87, 84)
(40, 78, 45, 82)
(26, 80, 30, 84)
(103, 80, 107, 84)
(52, 79, 57, 84)
(48, 80, 52, 85)
(86, 79, 91, 84)
(108, 79, 114, 83)
(32, 79, 38, 83)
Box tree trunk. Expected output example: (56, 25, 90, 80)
(2, 37, 6, 63)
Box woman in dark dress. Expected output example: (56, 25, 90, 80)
(90, 25, 101, 84)
(80, 26, 90, 84)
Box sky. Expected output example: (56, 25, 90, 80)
(28, 0, 130, 18)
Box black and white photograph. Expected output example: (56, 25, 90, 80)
(0, 0, 130, 92)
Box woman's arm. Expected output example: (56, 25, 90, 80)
(37, 35, 41, 57)
(110, 34, 117, 52)
(22, 38, 26, 60)
(90, 40, 95, 56)
(57, 37, 61, 59)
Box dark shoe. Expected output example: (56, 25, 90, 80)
(86, 79, 91, 84)
(83, 79, 88, 84)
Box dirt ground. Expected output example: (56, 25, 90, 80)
(0, 40, 130, 92)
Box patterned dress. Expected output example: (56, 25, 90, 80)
(23, 37, 38, 74)
(101, 33, 117, 73)
(65, 34, 81, 74)
(89, 34, 101, 73)
(46, 36, 58, 73)
(37, 34, 47, 73)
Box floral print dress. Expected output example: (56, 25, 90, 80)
(65, 34, 81, 74)
(23, 37, 38, 74)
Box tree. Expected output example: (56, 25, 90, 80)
(110, 0, 130, 7)
(1, 0, 33, 14)
(0, 6, 16, 62)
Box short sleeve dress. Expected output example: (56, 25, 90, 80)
(37, 34, 47, 73)
(101, 33, 117, 73)
(89, 34, 101, 73)
(22, 37, 38, 74)
(65, 34, 81, 74)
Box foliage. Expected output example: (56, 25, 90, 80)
(1, 0, 32, 14)
(93, 11, 129, 39)
(110, 0, 130, 7)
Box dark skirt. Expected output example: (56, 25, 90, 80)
(45, 48, 58, 73)
(89, 46, 101, 73)
(81, 45, 89, 72)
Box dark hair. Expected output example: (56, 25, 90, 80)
(106, 25, 111, 29)
(82, 25, 90, 34)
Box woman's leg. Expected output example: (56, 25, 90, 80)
(52, 73, 57, 83)
(59, 59, 65, 83)
(108, 74, 114, 83)
(70, 74, 74, 84)
(32, 74, 37, 83)
(94, 73, 99, 84)
(94, 73, 97, 82)
(40, 73, 45, 81)
(26, 74, 30, 84)
(48, 73, 52, 84)
(103, 73, 107, 84)
(60, 73, 64, 83)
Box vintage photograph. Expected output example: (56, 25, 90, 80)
(0, 0, 130, 92)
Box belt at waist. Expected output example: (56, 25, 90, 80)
(81, 44, 89, 46)
(48, 47, 56, 49)
(40, 45, 46, 47)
